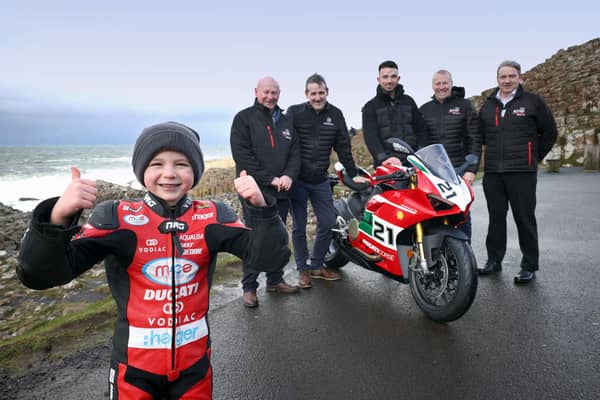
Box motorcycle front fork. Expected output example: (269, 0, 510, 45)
(414, 222, 432, 274)
(413, 217, 451, 275)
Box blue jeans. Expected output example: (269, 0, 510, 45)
(241, 197, 290, 292)
(289, 179, 337, 272)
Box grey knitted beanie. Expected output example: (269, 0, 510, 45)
(131, 121, 204, 188)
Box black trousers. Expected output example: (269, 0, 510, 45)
(240, 197, 290, 291)
(482, 172, 539, 271)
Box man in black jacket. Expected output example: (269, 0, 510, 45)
(362, 60, 427, 166)
(420, 69, 481, 240)
(477, 61, 557, 284)
(287, 73, 362, 288)
(230, 77, 301, 307)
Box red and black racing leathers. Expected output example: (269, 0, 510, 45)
(17, 192, 289, 399)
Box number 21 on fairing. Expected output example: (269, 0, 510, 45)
(371, 216, 403, 249)
(437, 181, 457, 199)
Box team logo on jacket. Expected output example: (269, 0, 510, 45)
(122, 204, 143, 213)
(512, 107, 526, 116)
(448, 107, 461, 115)
(142, 257, 200, 286)
(323, 117, 335, 126)
(195, 201, 211, 210)
(123, 214, 150, 226)
(281, 129, 292, 140)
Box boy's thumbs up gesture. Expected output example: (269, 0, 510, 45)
(50, 166, 98, 226)
(234, 170, 266, 207)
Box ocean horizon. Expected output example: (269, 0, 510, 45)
(0, 144, 232, 212)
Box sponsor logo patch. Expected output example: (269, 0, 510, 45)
(142, 258, 200, 286)
(448, 106, 461, 116)
(512, 107, 526, 116)
(123, 214, 150, 226)
(129, 318, 208, 349)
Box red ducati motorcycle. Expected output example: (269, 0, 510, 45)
(326, 139, 479, 322)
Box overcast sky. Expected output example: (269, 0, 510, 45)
(1, 1, 597, 145)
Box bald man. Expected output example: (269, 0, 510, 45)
(230, 76, 301, 307)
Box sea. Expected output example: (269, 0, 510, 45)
(0, 144, 232, 212)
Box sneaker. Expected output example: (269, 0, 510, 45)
(298, 271, 312, 289)
(310, 268, 341, 281)
(266, 280, 300, 293)
(242, 291, 258, 308)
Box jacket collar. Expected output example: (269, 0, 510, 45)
(143, 191, 193, 218)
(253, 98, 283, 116)
(376, 83, 405, 101)
(431, 86, 465, 103)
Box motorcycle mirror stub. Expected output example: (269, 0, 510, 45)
(465, 154, 479, 166)
(385, 138, 415, 155)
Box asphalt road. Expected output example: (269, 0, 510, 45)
(4, 167, 599, 400)
(210, 167, 600, 400)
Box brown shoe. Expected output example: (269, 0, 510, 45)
(266, 280, 300, 294)
(298, 271, 312, 289)
(242, 291, 258, 308)
(310, 268, 341, 281)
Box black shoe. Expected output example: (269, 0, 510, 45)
(478, 260, 502, 275)
(514, 270, 536, 284)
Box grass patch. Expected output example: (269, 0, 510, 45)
(0, 296, 116, 375)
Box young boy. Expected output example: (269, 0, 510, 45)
(16, 121, 290, 399)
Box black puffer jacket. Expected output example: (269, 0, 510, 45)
(479, 85, 557, 173)
(362, 84, 427, 166)
(420, 87, 481, 173)
(230, 99, 301, 198)
(286, 102, 358, 183)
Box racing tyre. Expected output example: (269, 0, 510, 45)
(409, 237, 477, 322)
(324, 237, 349, 270)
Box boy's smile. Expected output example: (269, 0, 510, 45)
(143, 151, 195, 206)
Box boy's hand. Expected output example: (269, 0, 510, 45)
(235, 170, 266, 207)
(50, 167, 98, 226)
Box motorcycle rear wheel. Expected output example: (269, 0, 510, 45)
(324, 237, 349, 269)
(409, 237, 477, 322)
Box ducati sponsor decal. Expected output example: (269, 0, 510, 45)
(159, 220, 188, 233)
(512, 107, 526, 116)
(192, 212, 214, 221)
(179, 233, 204, 241)
(361, 239, 395, 261)
(148, 313, 198, 327)
(143, 282, 200, 300)
(162, 301, 184, 315)
(281, 129, 292, 140)
(128, 317, 208, 349)
(123, 204, 143, 213)
(448, 106, 461, 116)
(142, 258, 200, 286)
(183, 248, 203, 255)
(138, 246, 167, 254)
(144, 193, 157, 208)
(195, 202, 211, 209)
(123, 214, 150, 226)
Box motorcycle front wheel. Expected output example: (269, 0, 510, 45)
(409, 237, 477, 322)
(324, 237, 349, 270)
